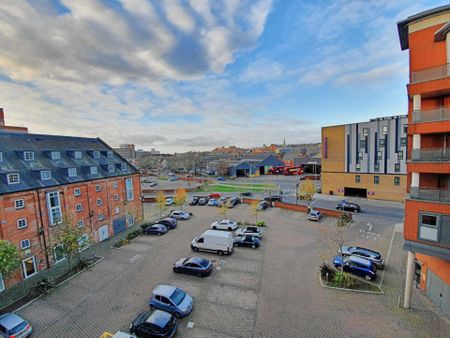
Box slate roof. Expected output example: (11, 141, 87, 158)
(0, 132, 138, 195)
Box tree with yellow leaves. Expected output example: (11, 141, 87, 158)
(174, 188, 187, 210)
(156, 191, 167, 217)
(250, 199, 260, 223)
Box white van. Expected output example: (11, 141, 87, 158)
(191, 230, 234, 255)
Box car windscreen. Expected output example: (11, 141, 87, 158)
(9, 321, 28, 335)
(199, 259, 210, 268)
(170, 288, 186, 305)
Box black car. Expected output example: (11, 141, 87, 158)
(189, 196, 200, 206)
(233, 235, 261, 249)
(144, 224, 168, 236)
(336, 201, 361, 212)
(173, 257, 213, 277)
(257, 201, 269, 210)
(130, 310, 177, 338)
(227, 197, 240, 208)
(157, 218, 177, 230)
(264, 195, 282, 202)
(240, 191, 252, 197)
(198, 197, 209, 205)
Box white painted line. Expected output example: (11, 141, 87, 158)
(187, 321, 194, 329)
(379, 223, 400, 288)
(129, 254, 141, 263)
(368, 224, 373, 232)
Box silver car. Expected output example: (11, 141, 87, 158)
(339, 245, 385, 269)
(0, 313, 32, 338)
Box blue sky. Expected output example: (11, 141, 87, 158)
(0, 0, 448, 153)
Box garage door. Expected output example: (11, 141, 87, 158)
(98, 225, 109, 242)
(426, 270, 450, 318)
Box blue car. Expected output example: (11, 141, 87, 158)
(144, 224, 168, 236)
(333, 255, 377, 281)
(173, 257, 213, 277)
(130, 310, 177, 337)
(217, 176, 225, 181)
(0, 313, 32, 338)
(149, 285, 193, 318)
(208, 198, 218, 206)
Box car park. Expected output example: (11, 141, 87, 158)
(264, 195, 282, 202)
(235, 226, 263, 238)
(149, 181, 158, 187)
(339, 246, 385, 269)
(173, 257, 213, 277)
(149, 285, 193, 318)
(144, 224, 168, 236)
(157, 218, 177, 230)
(257, 200, 269, 210)
(336, 201, 361, 212)
(208, 198, 218, 206)
(211, 219, 238, 231)
(233, 235, 261, 249)
(198, 197, 209, 205)
(169, 210, 191, 220)
(166, 198, 174, 206)
(333, 255, 377, 281)
(129, 310, 177, 338)
(191, 230, 234, 255)
(189, 196, 199, 205)
(240, 191, 252, 197)
(0, 312, 32, 338)
(307, 210, 323, 221)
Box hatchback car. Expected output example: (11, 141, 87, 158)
(157, 218, 177, 230)
(257, 201, 269, 210)
(0, 313, 32, 338)
(235, 226, 263, 238)
(165, 198, 174, 206)
(336, 201, 361, 212)
(216, 176, 225, 181)
(149, 285, 193, 318)
(208, 198, 218, 206)
(218, 197, 229, 207)
(339, 246, 385, 269)
(264, 195, 282, 202)
(198, 197, 209, 205)
(169, 210, 191, 220)
(129, 310, 177, 338)
(226, 197, 240, 208)
(144, 224, 168, 236)
(189, 196, 199, 206)
(173, 257, 213, 277)
(233, 235, 261, 249)
(333, 255, 377, 281)
(211, 219, 238, 231)
(307, 210, 323, 222)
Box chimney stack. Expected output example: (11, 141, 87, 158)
(0, 108, 5, 126)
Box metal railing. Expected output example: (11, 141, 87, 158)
(411, 63, 450, 84)
(412, 106, 450, 123)
(411, 148, 450, 162)
(410, 187, 450, 203)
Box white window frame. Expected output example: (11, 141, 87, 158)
(40, 170, 52, 181)
(51, 151, 61, 160)
(127, 214, 135, 226)
(377, 151, 383, 160)
(97, 198, 103, 206)
(53, 244, 66, 263)
(107, 151, 113, 159)
(98, 213, 104, 221)
(76, 203, 83, 212)
(24, 151, 34, 161)
(0, 273, 4, 292)
(108, 164, 115, 173)
(125, 178, 134, 201)
(74, 188, 81, 196)
(394, 176, 401, 186)
(400, 137, 407, 147)
(114, 207, 120, 214)
(20, 239, 31, 250)
(95, 184, 102, 192)
(74, 151, 82, 159)
(93, 150, 100, 159)
(14, 199, 25, 209)
(17, 218, 27, 229)
(77, 234, 90, 252)
(358, 152, 363, 160)
(395, 163, 401, 172)
(46, 191, 62, 225)
(7, 173, 20, 185)
(68, 167, 77, 177)
(90, 166, 98, 175)
(22, 256, 37, 279)
(77, 220, 85, 228)
(121, 163, 127, 171)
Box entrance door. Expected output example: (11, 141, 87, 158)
(98, 225, 109, 242)
(22, 257, 37, 279)
(259, 166, 265, 175)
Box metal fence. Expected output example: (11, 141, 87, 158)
(412, 106, 450, 123)
(410, 187, 450, 203)
(411, 148, 450, 162)
(411, 63, 450, 83)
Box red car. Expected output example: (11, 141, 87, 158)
(209, 193, 221, 199)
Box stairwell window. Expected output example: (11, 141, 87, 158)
(419, 213, 439, 242)
(125, 178, 134, 201)
(46, 191, 62, 225)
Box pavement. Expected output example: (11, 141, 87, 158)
(17, 204, 449, 338)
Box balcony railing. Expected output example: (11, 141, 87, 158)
(411, 63, 450, 84)
(412, 106, 450, 123)
(410, 187, 450, 203)
(411, 147, 450, 162)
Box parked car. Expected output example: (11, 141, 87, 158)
(264, 195, 282, 202)
(257, 201, 269, 210)
(218, 197, 229, 207)
(226, 197, 240, 208)
(217, 176, 225, 181)
(211, 219, 238, 231)
(191, 230, 234, 255)
(149, 285, 193, 318)
(208, 193, 221, 199)
(333, 255, 377, 281)
(198, 197, 209, 205)
(157, 217, 177, 230)
(168, 176, 178, 181)
(235, 226, 263, 238)
(166, 198, 174, 206)
(240, 191, 252, 197)
(107, 331, 137, 338)
(233, 235, 261, 249)
(129, 310, 177, 338)
(144, 224, 168, 236)
(0, 313, 32, 338)
(169, 210, 191, 220)
(339, 246, 385, 269)
(307, 210, 323, 222)
(208, 198, 218, 206)
(189, 196, 199, 206)
(336, 201, 361, 212)
(173, 257, 213, 277)
(149, 181, 158, 187)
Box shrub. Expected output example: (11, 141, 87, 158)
(127, 232, 138, 241)
(140, 222, 152, 230)
(319, 262, 335, 280)
(113, 239, 125, 248)
(255, 220, 266, 227)
(333, 271, 354, 288)
(31, 278, 54, 297)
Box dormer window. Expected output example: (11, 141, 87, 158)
(108, 165, 114, 173)
(90, 166, 98, 175)
(41, 170, 52, 181)
(24, 151, 34, 161)
(74, 151, 82, 159)
(51, 151, 61, 160)
(107, 151, 113, 159)
(7, 173, 20, 185)
(0, 152, 3, 161)
(93, 151, 100, 159)
(121, 163, 127, 171)
(68, 168, 77, 177)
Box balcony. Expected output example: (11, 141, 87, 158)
(412, 106, 450, 123)
(411, 148, 450, 162)
(411, 64, 450, 84)
(410, 187, 450, 203)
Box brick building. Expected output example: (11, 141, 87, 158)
(0, 131, 143, 290)
(398, 5, 450, 317)
(321, 115, 408, 202)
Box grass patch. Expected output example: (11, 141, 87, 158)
(199, 183, 278, 193)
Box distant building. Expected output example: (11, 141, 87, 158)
(113, 144, 136, 163)
(0, 108, 28, 134)
(321, 115, 408, 202)
(227, 153, 284, 177)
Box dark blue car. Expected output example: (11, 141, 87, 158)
(173, 257, 213, 277)
(130, 310, 177, 337)
(144, 224, 168, 236)
(333, 255, 377, 281)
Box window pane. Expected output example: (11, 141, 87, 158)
(421, 214, 437, 227)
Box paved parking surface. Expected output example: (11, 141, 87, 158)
(18, 204, 449, 337)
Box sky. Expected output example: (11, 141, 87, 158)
(0, 0, 448, 153)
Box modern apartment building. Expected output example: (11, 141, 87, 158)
(0, 131, 143, 290)
(321, 115, 408, 202)
(398, 5, 450, 317)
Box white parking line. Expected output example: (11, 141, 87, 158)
(129, 254, 141, 263)
(187, 321, 194, 329)
(379, 223, 402, 288)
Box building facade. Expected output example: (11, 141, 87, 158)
(113, 144, 136, 164)
(227, 153, 285, 177)
(321, 116, 408, 202)
(398, 5, 450, 318)
(0, 132, 143, 290)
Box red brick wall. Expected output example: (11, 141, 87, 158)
(421, 134, 445, 148)
(408, 162, 450, 174)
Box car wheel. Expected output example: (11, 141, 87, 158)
(174, 312, 182, 319)
(213, 226, 217, 230)
(150, 304, 156, 310)
(365, 275, 372, 281)
(173, 268, 179, 273)
(218, 250, 223, 256)
(228, 227, 232, 231)
(192, 246, 199, 252)
(158, 233, 161, 236)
